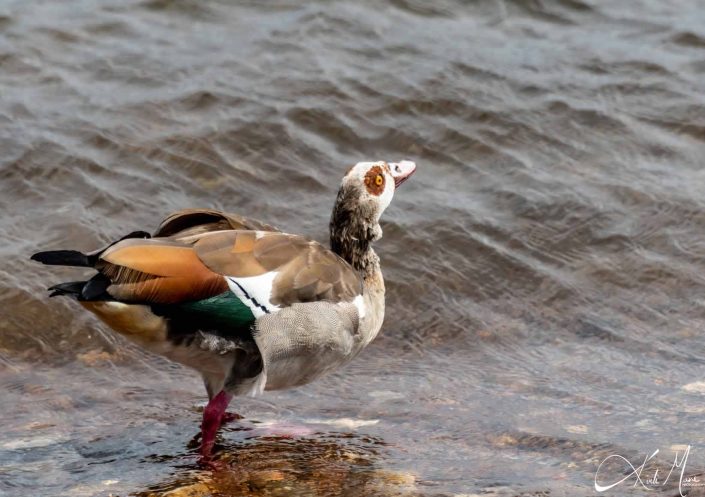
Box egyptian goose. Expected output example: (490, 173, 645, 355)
(31, 160, 416, 461)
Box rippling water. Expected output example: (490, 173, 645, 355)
(3, 1, 705, 496)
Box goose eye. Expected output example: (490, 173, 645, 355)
(364, 165, 386, 195)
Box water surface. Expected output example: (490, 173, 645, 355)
(3, 1, 705, 495)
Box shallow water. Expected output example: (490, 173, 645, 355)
(3, 0, 705, 496)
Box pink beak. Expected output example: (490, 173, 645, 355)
(389, 160, 417, 188)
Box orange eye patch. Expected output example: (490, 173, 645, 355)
(364, 166, 386, 196)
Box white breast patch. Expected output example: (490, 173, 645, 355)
(227, 272, 281, 318)
(353, 294, 366, 320)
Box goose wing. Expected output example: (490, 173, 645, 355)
(95, 230, 361, 313)
(194, 230, 363, 316)
(155, 208, 278, 239)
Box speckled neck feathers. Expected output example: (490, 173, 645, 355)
(329, 183, 382, 277)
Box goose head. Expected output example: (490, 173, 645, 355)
(330, 160, 416, 271)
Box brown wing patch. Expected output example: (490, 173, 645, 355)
(253, 234, 309, 268)
(194, 231, 269, 278)
(99, 239, 228, 303)
(155, 208, 278, 238)
(274, 248, 361, 306)
(194, 230, 362, 306)
(364, 165, 386, 196)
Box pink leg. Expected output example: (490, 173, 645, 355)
(199, 390, 232, 459)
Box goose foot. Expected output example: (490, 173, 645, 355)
(221, 411, 243, 424)
(198, 454, 227, 471)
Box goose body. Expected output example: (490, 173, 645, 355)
(31, 160, 416, 460)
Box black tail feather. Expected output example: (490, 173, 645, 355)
(31, 230, 151, 268)
(47, 274, 112, 300)
(31, 250, 91, 267)
(81, 273, 111, 300)
(34, 230, 150, 300)
(48, 281, 87, 298)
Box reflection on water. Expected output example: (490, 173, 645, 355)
(137, 433, 413, 497)
(4, 0, 705, 495)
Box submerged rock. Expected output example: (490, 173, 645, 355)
(161, 482, 212, 497)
